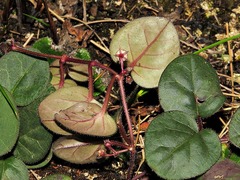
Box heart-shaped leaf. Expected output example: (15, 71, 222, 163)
(0, 156, 28, 180)
(39, 86, 117, 136)
(13, 85, 53, 164)
(158, 54, 225, 119)
(0, 51, 50, 106)
(145, 111, 221, 180)
(110, 16, 180, 88)
(55, 100, 117, 136)
(52, 136, 106, 164)
(0, 86, 19, 156)
(229, 108, 240, 148)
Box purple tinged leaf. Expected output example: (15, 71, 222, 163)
(38, 86, 117, 136)
(110, 17, 180, 88)
(67, 62, 89, 82)
(55, 101, 117, 137)
(51, 76, 77, 89)
(39, 86, 89, 135)
(52, 136, 106, 164)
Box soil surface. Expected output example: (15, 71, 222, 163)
(1, 0, 240, 180)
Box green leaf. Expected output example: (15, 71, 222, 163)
(0, 156, 28, 180)
(93, 69, 110, 96)
(229, 109, 240, 148)
(145, 111, 221, 180)
(13, 84, 54, 164)
(0, 84, 18, 118)
(75, 48, 91, 60)
(230, 153, 240, 165)
(0, 51, 51, 106)
(0, 86, 19, 156)
(32, 37, 63, 64)
(158, 54, 225, 118)
(27, 149, 52, 169)
(110, 16, 180, 88)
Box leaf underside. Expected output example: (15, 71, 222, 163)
(110, 16, 180, 88)
(39, 86, 117, 136)
(52, 136, 106, 164)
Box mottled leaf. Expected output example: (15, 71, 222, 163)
(0, 51, 50, 106)
(159, 54, 225, 118)
(229, 109, 240, 148)
(0, 156, 28, 180)
(145, 111, 221, 180)
(51, 76, 77, 89)
(13, 84, 53, 164)
(26, 150, 53, 169)
(0, 86, 19, 156)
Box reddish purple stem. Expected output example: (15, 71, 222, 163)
(10, 42, 136, 180)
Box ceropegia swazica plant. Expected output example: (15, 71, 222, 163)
(3, 16, 179, 179)
(2, 15, 240, 180)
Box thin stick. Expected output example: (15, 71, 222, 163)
(29, 170, 41, 180)
(220, 84, 240, 95)
(43, 0, 59, 44)
(226, 23, 235, 103)
(73, 19, 130, 26)
(83, 0, 87, 22)
(23, 33, 34, 47)
(90, 40, 110, 54)
(219, 117, 231, 138)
